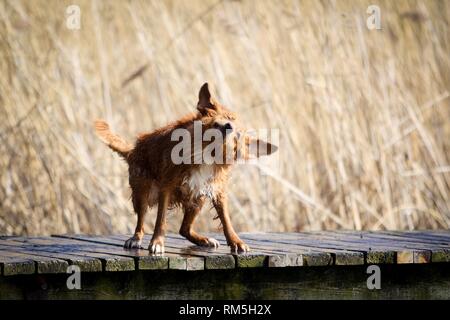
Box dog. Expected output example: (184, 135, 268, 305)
(94, 83, 277, 253)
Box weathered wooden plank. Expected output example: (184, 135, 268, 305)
(50, 235, 164, 271)
(55, 235, 201, 271)
(398, 232, 450, 262)
(0, 237, 131, 272)
(137, 255, 169, 270)
(376, 231, 450, 245)
(361, 233, 437, 263)
(117, 233, 276, 269)
(294, 233, 395, 262)
(204, 233, 355, 266)
(1, 231, 448, 278)
(54, 235, 167, 269)
(267, 232, 427, 264)
(115, 234, 284, 269)
(338, 231, 450, 250)
(0, 248, 68, 274)
(365, 251, 396, 264)
(266, 253, 304, 267)
(203, 234, 327, 266)
(352, 232, 438, 263)
(161, 235, 268, 268)
(431, 249, 450, 263)
(240, 233, 356, 265)
(316, 230, 447, 247)
(116, 235, 233, 270)
(307, 232, 425, 264)
(234, 241, 315, 266)
(1, 238, 102, 272)
(308, 231, 436, 263)
(204, 255, 235, 269)
(242, 232, 365, 253)
(299, 231, 396, 263)
(288, 233, 406, 264)
(91, 235, 202, 271)
(111, 234, 233, 270)
(414, 230, 450, 238)
(164, 234, 304, 268)
(0, 255, 35, 276)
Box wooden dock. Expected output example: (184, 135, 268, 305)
(1, 230, 450, 299)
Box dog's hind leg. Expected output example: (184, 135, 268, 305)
(179, 198, 220, 248)
(124, 182, 150, 249)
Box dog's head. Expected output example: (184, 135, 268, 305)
(197, 82, 237, 137)
(195, 83, 278, 164)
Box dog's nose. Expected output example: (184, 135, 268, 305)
(223, 122, 233, 131)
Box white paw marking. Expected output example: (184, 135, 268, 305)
(150, 243, 164, 254)
(207, 237, 220, 248)
(231, 243, 250, 254)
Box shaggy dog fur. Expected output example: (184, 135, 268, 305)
(95, 83, 277, 253)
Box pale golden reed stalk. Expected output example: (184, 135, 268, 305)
(0, 0, 449, 235)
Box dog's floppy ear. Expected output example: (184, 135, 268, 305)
(197, 83, 218, 115)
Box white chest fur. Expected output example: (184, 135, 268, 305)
(184, 165, 217, 199)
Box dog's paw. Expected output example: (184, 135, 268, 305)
(197, 237, 220, 248)
(149, 243, 164, 254)
(230, 241, 250, 254)
(123, 236, 143, 249)
(206, 237, 220, 248)
(149, 237, 165, 254)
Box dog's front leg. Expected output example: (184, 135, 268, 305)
(213, 193, 249, 253)
(149, 191, 169, 254)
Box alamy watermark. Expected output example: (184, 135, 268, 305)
(366, 265, 381, 290)
(366, 5, 381, 30)
(170, 121, 280, 173)
(64, 4, 381, 31)
(66, 5, 81, 30)
(66, 265, 81, 290)
(332, 5, 382, 30)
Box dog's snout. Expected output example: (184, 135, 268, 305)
(224, 122, 233, 131)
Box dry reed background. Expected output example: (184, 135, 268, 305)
(0, 0, 449, 236)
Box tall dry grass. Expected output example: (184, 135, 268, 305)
(0, 0, 449, 236)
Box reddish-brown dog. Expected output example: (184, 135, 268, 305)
(95, 83, 277, 253)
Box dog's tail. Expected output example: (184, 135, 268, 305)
(94, 120, 133, 159)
